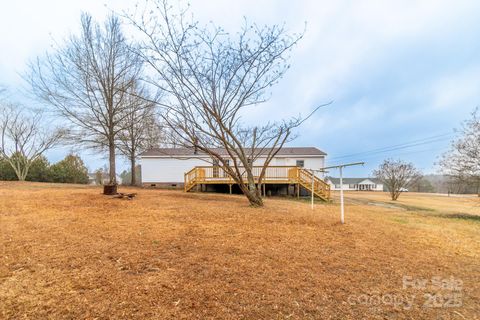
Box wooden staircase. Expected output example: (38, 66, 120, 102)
(294, 167, 331, 201)
(184, 167, 200, 192)
(184, 166, 331, 201)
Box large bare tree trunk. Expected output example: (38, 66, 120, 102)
(246, 191, 263, 207)
(109, 142, 116, 185)
(130, 156, 136, 186)
(239, 182, 263, 207)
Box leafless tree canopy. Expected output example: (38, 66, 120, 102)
(127, 0, 322, 206)
(28, 13, 142, 185)
(374, 159, 422, 200)
(439, 108, 480, 195)
(0, 104, 64, 181)
(117, 82, 163, 185)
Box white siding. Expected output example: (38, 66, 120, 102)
(141, 155, 326, 183)
(276, 157, 325, 178)
(141, 157, 209, 183)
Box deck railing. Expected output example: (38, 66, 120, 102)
(184, 165, 331, 200)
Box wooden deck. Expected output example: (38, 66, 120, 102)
(184, 166, 331, 201)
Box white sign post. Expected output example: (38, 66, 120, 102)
(339, 166, 344, 224)
(311, 170, 315, 210)
(316, 162, 365, 224)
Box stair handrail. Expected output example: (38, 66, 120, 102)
(298, 168, 331, 199)
(184, 167, 198, 191)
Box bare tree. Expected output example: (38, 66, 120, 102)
(28, 13, 142, 186)
(0, 104, 63, 181)
(439, 108, 480, 196)
(127, 0, 324, 206)
(374, 159, 422, 200)
(117, 83, 163, 185)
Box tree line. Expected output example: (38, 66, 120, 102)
(0, 154, 89, 184)
(1, 0, 478, 205)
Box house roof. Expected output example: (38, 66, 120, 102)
(140, 147, 327, 157)
(326, 177, 382, 184)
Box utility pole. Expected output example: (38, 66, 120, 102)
(317, 162, 365, 224)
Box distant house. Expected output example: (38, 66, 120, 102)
(325, 177, 383, 191)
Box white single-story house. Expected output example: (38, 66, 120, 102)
(140, 147, 327, 188)
(325, 177, 384, 191)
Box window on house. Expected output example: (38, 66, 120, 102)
(296, 160, 305, 167)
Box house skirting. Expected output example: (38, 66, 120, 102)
(143, 182, 184, 189)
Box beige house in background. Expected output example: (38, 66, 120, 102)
(325, 177, 384, 191)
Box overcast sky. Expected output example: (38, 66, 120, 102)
(1, 0, 479, 176)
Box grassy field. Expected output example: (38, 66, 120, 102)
(341, 191, 479, 216)
(0, 182, 478, 319)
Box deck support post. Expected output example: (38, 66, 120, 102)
(296, 183, 300, 198)
(229, 184, 232, 194)
(262, 183, 266, 197)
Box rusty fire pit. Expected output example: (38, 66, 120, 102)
(103, 184, 118, 195)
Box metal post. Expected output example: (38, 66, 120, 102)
(311, 170, 314, 210)
(314, 162, 364, 224)
(339, 166, 344, 224)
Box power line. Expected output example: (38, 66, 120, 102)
(328, 132, 453, 160)
(326, 145, 450, 166)
(327, 132, 454, 161)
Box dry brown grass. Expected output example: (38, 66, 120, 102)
(342, 191, 480, 216)
(0, 182, 479, 319)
